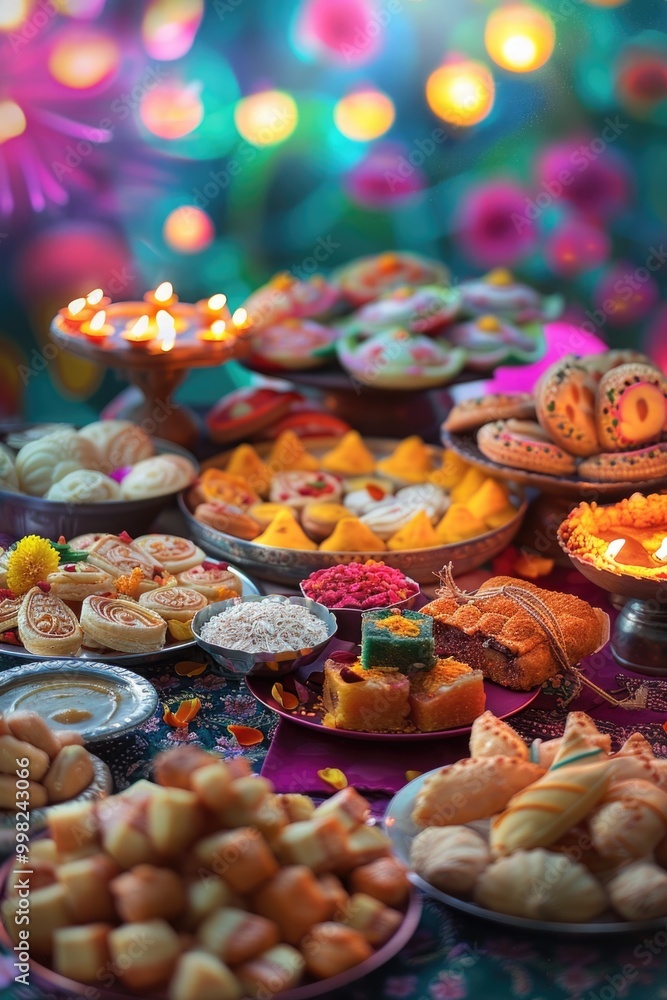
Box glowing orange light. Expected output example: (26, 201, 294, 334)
(89, 311, 106, 331)
(140, 82, 204, 139)
(48, 32, 121, 89)
(67, 298, 87, 317)
(234, 90, 298, 147)
(334, 89, 395, 141)
(0, 101, 27, 143)
(163, 205, 215, 254)
(157, 310, 177, 352)
(155, 282, 173, 302)
(208, 294, 226, 310)
(82, 310, 112, 339)
(485, 4, 555, 73)
(200, 319, 229, 342)
(232, 307, 248, 326)
(86, 288, 104, 305)
(425, 60, 495, 126)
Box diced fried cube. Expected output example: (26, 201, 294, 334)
(236, 944, 306, 998)
(190, 763, 235, 811)
(318, 874, 349, 917)
(335, 824, 391, 872)
(147, 786, 205, 857)
(218, 777, 273, 827)
(273, 816, 347, 873)
(22, 883, 72, 955)
(195, 828, 278, 893)
(102, 798, 153, 870)
(48, 799, 99, 854)
(340, 893, 403, 946)
(301, 922, 372, 979)
(251, 867, 331, 945)
(183, 878, 238, 931)
(58, 854, 119, 922)
(169, 950, 242, 1000)
(28, 838, 57, 865)
(314, 788, 370, 832)
(276, 793, 315, 823)
(53, 923, 112, 983)
(154, 746, 217, 789)
(348, 857, 411, 907)
(108, 919, 181, 991)
(198, 908, 279, 964)
(110, 865, 187, 923)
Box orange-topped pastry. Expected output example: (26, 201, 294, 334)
(193, 468, 259, 509)
(387, 511, 439, 551)
(376, 436, 433, 484)
(252, 509, 317, 550)
(436, 504, 487, 544)
(226, 444, 271, 497)
(450, 466, 486, 503)
(318, 517, 386, 552)
(428, 449, 470, 490)
(321, 431, 376, 476)
(467, 478, 512, 521)
(268, 431, 319, 472)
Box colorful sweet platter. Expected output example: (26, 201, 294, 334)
(179, 435, 527, 584)
(246, 662, 541, 742)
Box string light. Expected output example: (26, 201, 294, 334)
(426, 60, 495, 126)
(485, 4, 555, 73)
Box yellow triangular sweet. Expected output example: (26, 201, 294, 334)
(451, 466, 486, 503)
(428, 449, 470, 490)
(376, 436, 433, 484)
(387, 510, 439, 551)
(226, 444, 271, 497)
(319, 516, 386, 552)
(468, 478, 511, 520)
(436, 503, 486, 544)
(485, 505, 517, 530)
(268, 431, 319, 473)
(321, 431, 376, 476)
(253, 509, 317, 550)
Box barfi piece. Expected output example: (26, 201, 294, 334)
(276, 793, 315, 823)
(169, 950, 241, 1000)
(109, 920, 181, 991)
(348, 857, 411, 907)
(198, 908, 279, 964)
(110, 865, 187, 923)
(408, 658, 486, 732)
(314, 787, 369, 832)
(153, 745, 218, 789)
(183, 878, 238, 930)
(318, 874, 350, 917)
(236, 944, 306, 998)
(361, 609, 435, 672)
(195, 828, 278, 893)
(251, 866, 332, 945)
(22, 883, 72, 955)
(336, 824, 391, 872)
(147, 786, 205, 857)
(190, 762, 235, 811)
(218, 777, 274, 827)
(53, 923, 112, 983)
(58, 854, 119, 923)
(301, 923, 372, 979)
(322, 660, 410, 733)
(102, 797, 154, 869)
(272, 815, 347, 873)
(48, 799, 100, 855)
(341, 892, 403, 946)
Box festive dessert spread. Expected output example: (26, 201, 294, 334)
(301, 561, 419, 610)
(420, 568, 609, 690)
(1, 420, 196, 502)
(1, 746, 411, 996)
(408, 712, 667, 924)
(558, 492, 667, 581)
(445, 352, 667, 483)
(199, 599, 330, 653)
(0, 533, 242, 657)
(187, 434, 520, 554)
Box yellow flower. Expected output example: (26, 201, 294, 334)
(6, 536, 59, 595)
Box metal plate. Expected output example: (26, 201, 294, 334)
(384, 767, 667, 935)
(0, 660, 158, 742)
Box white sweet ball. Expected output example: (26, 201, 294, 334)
(120, 454, 197, 500)
(77, 420, 154, 470)
(16, 431, 101, 497)
(46, 469, 121, 504)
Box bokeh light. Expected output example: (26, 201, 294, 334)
(426, 59, 495, 126)
(295, 0, 383, 66)
(456, 181, 536, 266)
(0, 101, 27, 144)
(334, 89, 395, 141)
(140, 81, 205, 139)
(163, 205, 215, 253)
(0, 0, 30, 30)
(59, 0, 108, 16)
(544, 219, 610, 275)
(346, 142, 425, 207)
(142, 0, 204, 60)
(484, 4, 555, 73)
(583, 0, 628, 6)
(616, 44, 667, 116)
(594, 262, 659, 325)
(234, 90, 298, 146)
(48, 31, 121, 89)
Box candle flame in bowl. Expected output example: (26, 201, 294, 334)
(89, 311, 106, 332)
(86, 288, 104, 306)
(157, 310, 176, 352)
(67, 297, 87, 317)
(208, 293, 227, 310)
(155, 281, 173, 303)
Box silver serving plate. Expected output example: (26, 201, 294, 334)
(0, 563, 260, 667)
(192, 594, 337, 678)
(0, 434, 198, 539)
(0, 754, 112, 856)
(384, 767, 667, 936)
(0, 660, 158, 741)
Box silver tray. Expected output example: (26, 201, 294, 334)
(0, 660, 158, 741)
(0, 433, 199, 539)
(0, 563, 260, 667)
(179, 437, 527, 585)
(384, 767, 667, 936)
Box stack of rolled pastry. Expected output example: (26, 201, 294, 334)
(1, 746, 413, 999)
(0, 712, 95, 809)
(410, 710, 667, 923)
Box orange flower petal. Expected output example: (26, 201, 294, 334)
(167, 619, 195, 642)
(175, 660, 206, 677)
(317, 768, 348, 790)
(271, 683, 299, 710)
(405, 770, 422, 783)
(228, 725, 264, 746)
(163, 697, 201, 728)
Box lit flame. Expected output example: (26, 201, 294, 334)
(232, 307, 248, 326)
(208, 293, 227, 310)
(86, 288, 104, 306)
(154, 281, 173, 303)
(605, 538, 626, 561)
(89, 310, 106, 332)
(655, 537, 667, 562)
(210, 320, 226, 338)
(67, 297, 86, 317)
(129, 315, 150, 339)
(157, 310, 176, 352)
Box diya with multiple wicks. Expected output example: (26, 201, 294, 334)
(558, 493, 667, 676)
(51, 284, 251, 449)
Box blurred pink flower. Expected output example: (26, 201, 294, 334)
(455, 182, 536, 267)
(296, 0, 383, 65)
(346, 143, 425, 207)
(537, 139, 629, 219)
(593, 261, 659, 326)
(617, 44, 667, 113)
(544, 219, 610, 275)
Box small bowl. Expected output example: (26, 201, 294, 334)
(0, 754, 112, 856)
(298, 579, 420, 643)
(192, 594, 337, 679)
